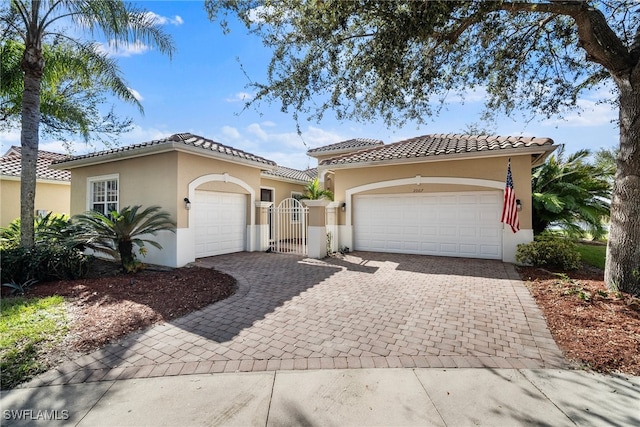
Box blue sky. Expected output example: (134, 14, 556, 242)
(1, 1, 620, 169)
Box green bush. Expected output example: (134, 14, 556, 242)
(0, 246, 90, 284)
(516, 233, 581, 270)
(0, 213, 82, 250)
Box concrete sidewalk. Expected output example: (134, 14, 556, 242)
(2, 368, 638, 426)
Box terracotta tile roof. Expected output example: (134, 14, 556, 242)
(262, 165, 315, 183)
(307, 138, 384, 155)
(54, 133, 277, 167)
(320, 134, 555, 166)
(304, 167, 318, 179)
(1, 148, 71, 181)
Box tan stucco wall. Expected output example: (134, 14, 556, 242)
(1, 178, 71, 227)
(69, 152, 179, 223)
(177, 152, 264, 228)
(260, 178, 306, 206)
(69, 151, 268, 229)
(328, 155, 533, 229)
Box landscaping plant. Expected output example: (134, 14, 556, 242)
(302, 178, 334, 201)
(72, 205, 176, 273)
(0, 213, 89, 284)
(516, 233, 581, 271)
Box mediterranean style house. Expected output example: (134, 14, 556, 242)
(51, 132, 556, 267)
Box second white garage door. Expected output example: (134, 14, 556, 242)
(193, 190, 246, 258)
(354, 191, 503, 259)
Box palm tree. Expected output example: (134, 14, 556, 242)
(303, 178, 334, 201)
(1, 0, 174, 249)
(1, 38, 136, 146)
(72, 205, 176, 272)
(532, 146, 613, 240)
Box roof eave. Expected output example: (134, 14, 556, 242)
(260, 173, 311, 185)
(307, 146, 384, 158)
(320, 144, 558, 170)
(52, 142, 277, 171)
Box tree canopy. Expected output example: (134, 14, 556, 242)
(207, 1, 636, 125)
(1, 38, 138, 147)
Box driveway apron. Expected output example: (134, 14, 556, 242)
(24, 252, 566, 387)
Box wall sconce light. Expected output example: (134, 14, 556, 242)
(516, 199, 522, 211)
(341, 202, 346, 212)
(184, 197, 191, 210)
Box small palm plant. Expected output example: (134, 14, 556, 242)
(303, 178, 334, 201)
(72, 205, 175, 273)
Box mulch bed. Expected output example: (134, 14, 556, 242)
(519, 265, 640, 376)
(25, 260, 237, 354)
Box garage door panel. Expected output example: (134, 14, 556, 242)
(439, 243, 458, 255)
(439, 226, 457, 237)
(354, 191, 502, 260)
(194, 190, 246, 258)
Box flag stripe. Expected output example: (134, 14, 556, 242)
(501, 161, 520, 233)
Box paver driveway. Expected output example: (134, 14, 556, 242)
(26, 252, 566, 387)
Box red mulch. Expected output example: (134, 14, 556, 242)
(25, 260, 236, 355)
(518, 265, 640, 375)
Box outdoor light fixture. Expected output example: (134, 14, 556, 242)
(516, 199, 522, 211)
(341, 202, 346, 212)
(184, 197, 191, 210)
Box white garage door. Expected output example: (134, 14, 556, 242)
(354, 191, 503, 259)
(193, 190, 246, 258)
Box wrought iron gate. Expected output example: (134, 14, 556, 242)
(269, 198, 308, 255)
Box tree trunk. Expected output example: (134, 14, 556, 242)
(605, 74, 640, 296)
(118, 239, 135, 272)
(19, 42, 45, 249)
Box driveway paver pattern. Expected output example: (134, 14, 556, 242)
(24, 252, 566, 387)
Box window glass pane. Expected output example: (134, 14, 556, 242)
(91, 178, 118, 213)
(92, 182, 105, 202)
(107, 203, 118, 214)
(93, 204, 105, 215)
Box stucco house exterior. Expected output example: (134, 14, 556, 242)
(310, 134, 556, 262)
(0, 147, 71, 227)
(52, 133, 311, 267)
(52, 132, 556, 268)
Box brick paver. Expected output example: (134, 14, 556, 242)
(23, 252, 567, 387)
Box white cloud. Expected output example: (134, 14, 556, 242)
(222, 126, 241, 139)
(211, 122, 346, 169)
(247, 123, 269, 140)
(444, 86, 488, 104)
(225, 92, 254, 103)
(145, 11, 184, 26)
(97, 40, 150, 57)
(116, 126, 173, 147)
(127, 88, 144, 101)
(541, 98, 616, 128)
(0, 129, 21, 154)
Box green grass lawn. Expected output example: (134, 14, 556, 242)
(0, 295, 68, 389)
(576, 242, 607, 270)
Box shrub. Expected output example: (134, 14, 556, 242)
(0, 246, 90, 284)
(516, 233, 581, 270)
(0, 213, 82, 250)
(72, 205, 175, 273)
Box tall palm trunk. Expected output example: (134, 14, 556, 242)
(19, 39, 44, 249)
(605, 73, 640, 296)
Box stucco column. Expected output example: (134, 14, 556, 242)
(303, 199, 331, 258)
(255, 201, 273, 252)
(326, 201, 340, 254)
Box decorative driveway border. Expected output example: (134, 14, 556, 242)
(23, 252, 567, 387)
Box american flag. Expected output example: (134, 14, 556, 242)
(501, 160, 520, 233)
